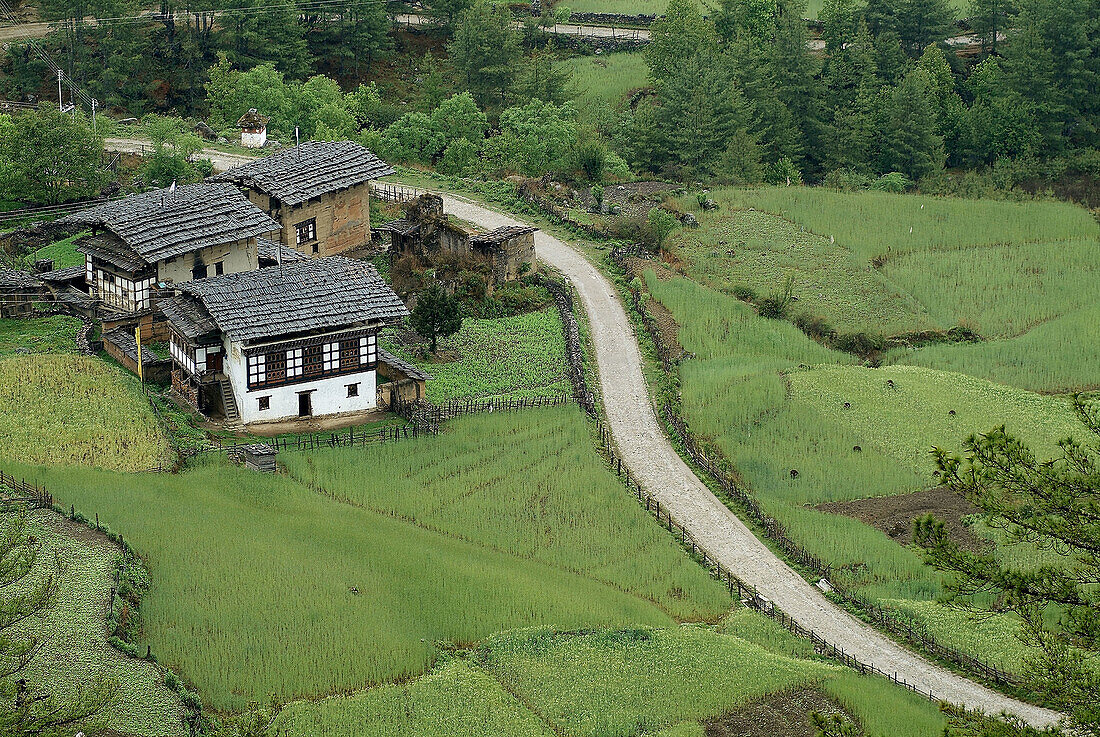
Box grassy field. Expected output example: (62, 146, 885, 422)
(382, 307, 570, 401)
(643, 270, 1081, 665)
(24, 231, 87, 269)
(671, 187, 1100, 392)
(556, 51, 648, 108)
(0, 354, 172, 472)
(15, 511, 185, 736)
(274, 616, 948, 737)
(282, 408, 728, 621)
(14, 408, 731, 711)
(0, 314, 82, 355)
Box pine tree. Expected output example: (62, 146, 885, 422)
(968, 0, 1016, 55)
(878, 68, 945, 180)
(449, 0, 521, 110)
(644, 0, 713, 86)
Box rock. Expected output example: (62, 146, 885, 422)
(217, 137, 228, 145)
(117, 117, 138, 125)
(194, 121, 217, 140)
(681, 212, 699, 228)
(609, 205, 622, 216)
(701, 198, 718, 211)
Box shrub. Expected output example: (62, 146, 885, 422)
(872, 172, 913, 193)
(731, 285, 757, 302)
(647, 207, 680, 251)
(833, 331, 885, 357)
(822, 168, 872, 191)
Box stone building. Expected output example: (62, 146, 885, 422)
(212, 140, 394, 258)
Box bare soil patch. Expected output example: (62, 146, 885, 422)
(703, 687, 855, 737)
(816, 487, 988, 552)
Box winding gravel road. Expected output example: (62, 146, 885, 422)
(101, 138, 1064, 727)
(439, 194, 1064, 730)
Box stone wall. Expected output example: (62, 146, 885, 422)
(278, 183, 372, 257)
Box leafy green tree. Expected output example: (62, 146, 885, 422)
(0, 513, 113, 736)
(916, 395, 1100, 736)
(961, 57, 1041, 164)
(877, 69, 945, 180)
(0, 109, 105, 205)
(710, 0, 777, 44)
(449, 0, 521, 110)
(439, 138, 480, 175)
(482, 100, 577, 176)
(430, 93, 489, 149)
(411, 284, 463, 354)
(140, 115, 210, 188)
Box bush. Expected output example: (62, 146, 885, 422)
(822, 168, 872, 191)
(872, 172, 913, 193)
(731, 285, 757, 302)
(757, 296, 788, 319)
(833, 331, 885, 357)
(439, 138, 480, 176)
(766, 157, 802, 186)
(793, 312, 836, 341)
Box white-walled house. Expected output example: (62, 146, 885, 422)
(58, 182, 279, 314)
(158, 257, 408, 427)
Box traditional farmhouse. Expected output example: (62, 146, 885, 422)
(379, 194, 537, 286)
(158, 257, 408, 427)
(211, 140, 394, 258)
(58, 183, 279, 314)
(237, 109, 269, 149)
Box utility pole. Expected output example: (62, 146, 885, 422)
(57, 70, 63, 112)
(91, 98, 97, 135)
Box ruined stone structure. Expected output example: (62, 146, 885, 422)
(378, 194, 537, 286)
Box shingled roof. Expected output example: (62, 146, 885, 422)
(171, 256, 407, 344)
(211, 141, 395, 207)
(158, 294, 219, 342)
(257, 237, 308, 265)
(59, 182, 278, 264)
(0, 268, 41, 290)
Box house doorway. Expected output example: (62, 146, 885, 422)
(298, 391, 313, 417)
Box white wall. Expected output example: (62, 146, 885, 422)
(241, 129, 267, 149)
(224, 340, 378, 425)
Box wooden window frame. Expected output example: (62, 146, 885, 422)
(295, 218, 317, 247)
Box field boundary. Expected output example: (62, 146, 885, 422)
(609, 247, 1024, 691)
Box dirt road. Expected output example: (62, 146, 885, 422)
(100, 136, 1064, 727)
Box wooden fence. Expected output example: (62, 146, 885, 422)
(369, 182, 419, 203)
(0, 470, 53, 510)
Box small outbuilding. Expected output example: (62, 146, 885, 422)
(242, 443, 278, 472)
(0, 268, 44, 318)
(237, 109, 269, 149)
